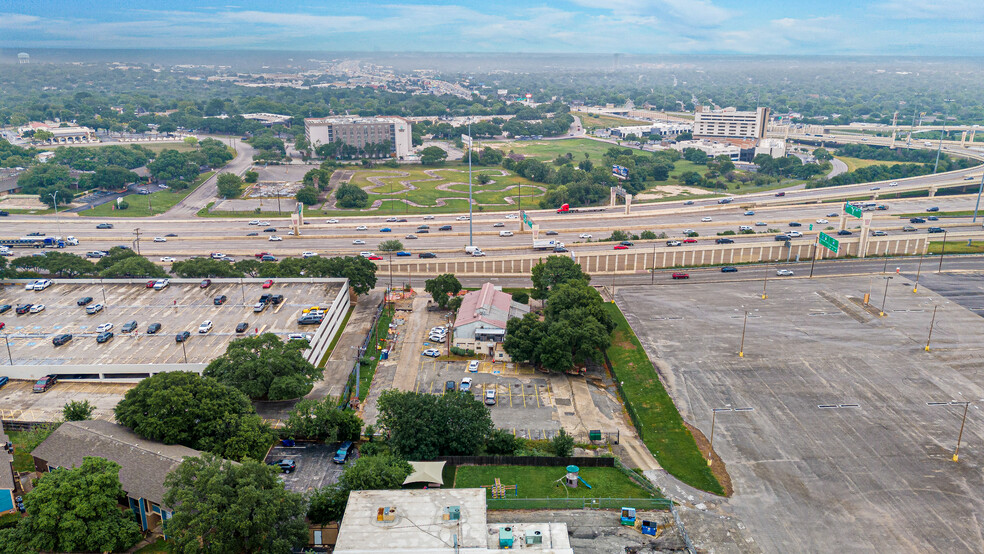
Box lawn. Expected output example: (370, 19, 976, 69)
(835, 156, 911, 173)
(134, 537, 169, 553)
(928, 240, 984, 254)
(79, 171, 215, 217)
(898, 210, 980, 218)
(485, 138, 615, 162)
(5, 431, 38, 472)
(575, 112, 646, 130)
(453, 465, 654, 499)
(603, 303, 725, 495)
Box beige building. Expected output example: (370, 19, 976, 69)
(304, 116, 412, 159)
(452, 283, 530, 359)
(694, 107, 769, 139)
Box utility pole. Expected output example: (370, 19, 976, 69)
(3, 334, 11, 365)
(879, 276, 893, 317)
(913, 254, 924, 293)
(809, 238, 818, 278)
(925, 305, 938, 352)
(938, 230, 948, 273)
(51, 191, 62, 238)
(133, 228, 141, 255)
(468, 122, 474, 248)
(738, 311, 748, 357)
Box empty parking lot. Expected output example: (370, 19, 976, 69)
(617, 273, 984, 552)
(0, 280, 344, 365)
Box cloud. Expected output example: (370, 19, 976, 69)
(566, 0, 732, 25)
(0, 13, 41, 28)
(875, 0, 984, 19)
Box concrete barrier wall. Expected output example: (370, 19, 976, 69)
(0, 363, 208, 383)
(303, 285, 350, 365)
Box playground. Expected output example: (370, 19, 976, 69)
(343, 166, 544, 215)
(452, 465, 654, 500)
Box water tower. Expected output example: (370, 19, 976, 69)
(17, 52, 29, 64)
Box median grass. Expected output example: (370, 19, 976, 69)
(835, 156, 911, 173)
(454, 465, 654, 499)
(928, 240, 984, 254)
(79, 171, 215, 217)
(575, 112, 646, 130)
(898, 210, 980, 218)
(603, 303, 725, 496)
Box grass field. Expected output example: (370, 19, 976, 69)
(79, 171, 215, 217)
(928, 240, 984, 254)
(835, 156, 911, 173)
(603, 304, 725, 495)
(5, 431, 36, 472)
(134, 538, 169, 553)
(575, 112, 645, 130)
(453, 465, 654, 499)
(486, 138, 615, 162)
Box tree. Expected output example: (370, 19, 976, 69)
(94, 246, 138, 271)
(305, 256, 377, 295)
(377, 390, 494, 460)
(308, 455, 412, 525)
(420, 145, 448, 165)
(425, 273, 462, 309)
(147, 149, 200, 183)
(17, 164, 73, 194)
(32, 129, 54, 142)
(171, 257, 242, 278)
(234, 258, 263, 277)
(12, 457, 142, 553)
(204, 333, 322, 401)
(813, 147, 833, 161)
(63, 399, 94, 421)
(114, 372, 274, 461)
(216, 172, 244, 199)
(502, 313, 547, 368)
(335, 182, 369, 209)
(479, 147, 503, 165)
(485, 429, 521, 455)
(295, 185, 319, 205)
(552, 428, 574, 456)
(91, 165, 139, 191)
(244, 170, 259, 183)
(283, 398, 362, 441)
(378, 239, 404, 253)
(100, 256, 167, 278)
(530, 255, 590, 299)
(682, 147, 709, 165)
(164, 453, 308, 554)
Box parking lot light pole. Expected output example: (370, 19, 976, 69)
(925, 305, 939, 352)
(937, 230, 948, 273)
(879, 276, 893, 317)
(738, 311, 748, 358)
(239, 277, 246, 305)
(180, 340, 187, 363)
(3, 334, 11, 365)
(762, 267, 768, 299)
(913, 254, 924, 293)
(953, 401, 970, 462)
(707, 406, 753, 466)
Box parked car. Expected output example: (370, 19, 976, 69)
(86, 303, 104, 315)
(214, 295, 228, 306)
(468, 360, 480, 372)
(460, 377, 473, 392)
(121, 320, 138, 333)
(52, 333, 72, 346)
(147, 323, 162, 334)
(485, 388, 497, 405)
(236, 322, 249, 333)
(422, 348, 441, 357)
(298, 313, 324, 325)
(200, 279, 212, 289)
(96, 331, 114, 343)
(29, 304, 45, 313)
(262, 279, 274, 289)
(444, 380, 456, 393)
(198, 320, 213, 334)
(333, 441, 354, 464)
(0, 305, 9, 314)
(15, 304, 32, 315)
(268, 459, 297, 473)
(33, 375, 57, 393)
(0, 376, 8, 389)
(153, 279, 170, 290)
(175, 331, 191, 342)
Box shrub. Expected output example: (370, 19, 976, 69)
(511, 291, 529, 304)
(717, 230, 736, 236)
(640, 230, 657, 240)
(116, 200, 129, 210)
(552, 429, 574, 457)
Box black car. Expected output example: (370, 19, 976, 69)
(715, 238, 734, 244)
(270, 294, 284, 305)
(96, 331, 114, 343)
(52, 333, 72, 346)
(926, 207, 940, 212)
(214, 295, 228, 306)
(263, 227, 277, 232)
(77, 297, 93, 306)
(267, 459, 296, 473)
(96, 223, 114, 229)
(721, 266, 738, 273)
(417, 225, 430, 230)
(0, 304, 11, 314)
(246, 232, 259, 236)
(147, 322, 162, 334)
(165, 233, 178, 237)
(619, 241, 634, 247)
(439, 225, 452, 231)
(927, 216, 939, 221)
(545, 230, 559, 236)
(235, 322, 248, 333)
(775, 235, 790, 241)
(910, 217, 926, 224)
(419, 252, 437, 258)
(837, 230, 853, 236)
(122, 321, 138, 333)
(927, 227, 945, 233)
(788, 222, 802, 227)
(0, 210, 8, 216)
(27, 232, 45, 236)
(175, 331, 191, 342)
(15, 304, 32, 315)
(259, 294, 272, 304)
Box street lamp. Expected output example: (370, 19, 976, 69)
(707, 406, 753, 466)
(738, 310, 748, 357)
(879, 276, 893, 317)
(762, 266, 768, 299)
(2, 334, 12, 365)
(937, 230, 948, 273)
(51, 191, 62, 237)
(933, 99, 953, 174)
(925, 305, 938, 352)
(913, 254, 924, 293)
(929, 401, 971, 462)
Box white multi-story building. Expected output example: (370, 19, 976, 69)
(304, 116, 412, 159)
(694, 107, 769, 140)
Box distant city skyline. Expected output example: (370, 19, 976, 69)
(0, 0, 977, 56)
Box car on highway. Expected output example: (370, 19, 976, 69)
(302, 252, 318, 258)
(260, 254, 277, 262)
(614, 244, 628, 250)
(788, 231, 803, 238)
(775, 192, 786, 197)
(579, 233, 592, 239)
(262, 279, 274, 289)
(396, 251, 412, 256)
(493, 222, 505, 228)
(356, 225, 368, 231)
(755, 221, 767, 226)
(153, 237, 167, 242)
(175, 331, 191, 343)
(77, 297, 93, 306)
(827, 212, 839, 218)
(52, 333, 72, 346)
(327, 219, 338, 224)
(368, 255, 383, 260)
(439, 225, 452, 231)
(258, 221, 270, 226)
(890, 182, 899, 187)
(200, 279, 211, 289)
(871, 230, 888, 236)
(359, 252, 374, 258)
(788, 222, 802, 227)
(744, 211, 755, 216)
(902, 225, 917, 232)
(422, 348, 441, 357)
(701, 216, 713, 222)
(499, 230, 514, 237)
(198, 320, 213, 334)
(460, 377, 473, 392)
(715, 238, 734, 244)
(235, 322, 249, 333)
(246, 232, 259, 236)
(926, 207, 940, 212)
(419, 252, 437, 258)
(147, 323, 162, 334)
(870, 186, 880, 191)
(268, 235, 282, 241)
(456, 216, 470, 221)
(263, 227, 277, 232)
(33, 375, 57, 393)
(214, 295, 228, 306)
(379, 227, 391, 233)
(353, 239, 366, 245)
(160, 256, 176, 263)
(28, 304, 45, 314)
(683, 200, 695, 205)
(775, 234, 790, 241)
(909, 217, 926, 224)
(927, 215, 939, 221)
(249, 220, 259, 225)
(776, 269, 794, 276)
(816, 219, 828, 224)
(666, 240, 682, 247)
(671, 272, 689, 279)
(877, 205, 889, 210)
(96, 223, 114, 229)
(721, 266, 738, 273)
(927, 227, 945, 233)
(837, 230, 852, 236)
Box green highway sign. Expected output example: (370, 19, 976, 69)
(818, 231, 839, 253)
(521, 210, 534, 229)
(844, 202, 862, 218)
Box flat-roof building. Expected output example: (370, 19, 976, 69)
(333, 488, 573, 554)
(305, 116, 412, 159)
(694, 107, 769, 140)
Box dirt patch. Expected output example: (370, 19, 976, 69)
(684, 421, 734, 497)
(634, 185, 710, 200)
(612, 331, 637, 350)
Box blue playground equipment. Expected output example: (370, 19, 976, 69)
(620, 507, 636, 526)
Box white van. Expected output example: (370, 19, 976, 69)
(739, 225, 753, 232)
(499, 231, 514, 237)
(465, 245, 482, 255)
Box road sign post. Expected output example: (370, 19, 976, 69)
(844, 202, 862, 219)
(818, 232, 839, 254)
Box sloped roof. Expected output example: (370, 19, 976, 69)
(454, 283, 525, 330)
(31, 420, 202, 506)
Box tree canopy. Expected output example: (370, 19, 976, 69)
(530, 255, 590, 299)
(164, 453, 308, 554)
(377, 390, 494, 460)
(204, 333, 322, 401)
(335, 182, 369, 209)
(216, 172, 244, 198)
(283, 398, 362, 442)
(425, 273, 462, 309)
(114, 372, 275, 461)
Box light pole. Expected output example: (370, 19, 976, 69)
(707, 406, 753, 466)
(3, 334, 12, 365)
(51, 191, 62, 237)
(933, 99, 952, 174)
(879, 276, 893, 317)
(738, 310, 748, 358)
(973, 171, 984, 223)
(180, 339, 188, 363)
(925, 305, 938, 352)
(937, 230, 948, 273)
(650, 242, 656, 285)
(913, 254, 924, 293)
(953, 402, 970, 462)
(809, 238, 818, 278)
(239, 277, 246, 305)
(762, 266, 768, 299)
(467, 122, 473, 248)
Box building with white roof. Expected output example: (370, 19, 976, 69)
(305, 115, 412, 159)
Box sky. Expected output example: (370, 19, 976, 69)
(0, 0, 979, 56)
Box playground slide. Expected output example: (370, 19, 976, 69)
(577, 476, 592, 489)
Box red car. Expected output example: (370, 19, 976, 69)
(613, 245, 628, 250)
(672, 272, 689, 279)
(262, 280, 274, 289)
(146, 280, 156, 288)
(368, 255, 383, 260)
(682, 238, 698, 244)
(200, 279, 212, 289)
(0, 322, 5, 330)
(254, 252, 270, 259)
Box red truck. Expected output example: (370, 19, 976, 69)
(556, 203, 607, 214)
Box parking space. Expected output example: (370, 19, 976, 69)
(0, 281, 343, 365)
(264, 442, 349, 493)
(0, 378, 133, 421)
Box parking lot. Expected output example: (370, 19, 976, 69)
(616, 273, 984, 552)
(0, 280, 344, 365)
(0, 378, 132, 421)
(264, 441, 350, 493)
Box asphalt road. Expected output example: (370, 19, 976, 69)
(164, 140, 256, 217)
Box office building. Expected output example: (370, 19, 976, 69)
(304, 116, 412, 159)
(694, 107, 769, 140)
